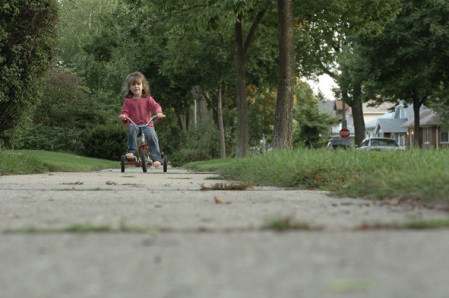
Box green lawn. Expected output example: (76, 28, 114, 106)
(0, 150, 119, 175)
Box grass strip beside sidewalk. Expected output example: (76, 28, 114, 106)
(184, 148, 449, 206)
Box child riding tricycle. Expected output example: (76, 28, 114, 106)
(118, 71, 167, 173)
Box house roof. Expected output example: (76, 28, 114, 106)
(401, 110, 441, 128)
(365, 112, 394, 129)
(334, 100, 351, 112)
(362, 101, 397, 114)
(376, 119, 408, 133)
(399, 104, 414, 119)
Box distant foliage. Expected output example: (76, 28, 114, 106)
(0, 0, 59, 144)
(248, 86, 276, 147)
(169, 123, 221, 167)
(18, 124, 84, 153)
(15, 69, 107, 153)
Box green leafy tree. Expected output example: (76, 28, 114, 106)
(335, 45, 366, 145)
(294, 0, 402, 144)
(0, 0, 58, 145)
(358, 0, 449, 147)
(58, 0, 129, 107)
(293, 81, 336, 148)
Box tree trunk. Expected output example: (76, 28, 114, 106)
(351, 84, 365, 145)
(412, 92, 422, 148)
(177, 114, 187, 131)
(273, 0, 295, 150)
(234, 13, 248, 157)
(217, 82, 226, 159)
(233, 10, 266, 157)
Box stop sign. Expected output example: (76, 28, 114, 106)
(339, 128, 350, 139)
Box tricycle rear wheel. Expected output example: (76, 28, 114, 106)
(121, 155, 126, 173)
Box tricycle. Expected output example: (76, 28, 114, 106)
(120, 115, 168, 173)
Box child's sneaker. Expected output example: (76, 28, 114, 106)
(153, 161, 162, 168)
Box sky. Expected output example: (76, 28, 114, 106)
(305, 74, 337, 101)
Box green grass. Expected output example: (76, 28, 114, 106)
(3, 222, 159, 234)
(0, 150, 119, 175)
(390, 218, 449, 229)
(183, 158, 235, 172)
(265, 216, 311, 231)
(184, 148, 449, 205)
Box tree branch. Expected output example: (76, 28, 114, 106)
(202, 90, 218, 114)
(243, 9, 267, 57)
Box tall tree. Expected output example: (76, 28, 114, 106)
(234, 8, 267, 157)
(293, 0, 402, 144)
(272, 0, 295, 149)
(358, 0, 449, 147)
(335, 45, 366, 145)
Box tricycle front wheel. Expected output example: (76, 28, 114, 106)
(140, 148, 148, 172)
(163, 155, 168, 173)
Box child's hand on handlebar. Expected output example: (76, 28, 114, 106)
(119, 114, 127, 121)
(156, 113, 165, 119)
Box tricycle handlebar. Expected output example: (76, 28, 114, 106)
(125, 114, 166, 128)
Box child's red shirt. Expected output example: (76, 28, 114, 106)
(120, 96, 162, 128)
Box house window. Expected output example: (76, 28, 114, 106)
(424, 128, 430, 143)
(442, 131, 449, 143)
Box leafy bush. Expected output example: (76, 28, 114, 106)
(13, 69, 108, 153)
(0, 0, 58, 143)
(15, 124, 84, 153)
(80, 124, 127, 161)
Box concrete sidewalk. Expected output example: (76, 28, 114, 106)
(1, 167, 449, 298)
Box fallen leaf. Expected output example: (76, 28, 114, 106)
(214, 196, 231, 205)
(106, 181, 117, 185)
(201, 182, 253, 191)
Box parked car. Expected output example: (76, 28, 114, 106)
(326, 139, 352, 150)
(357, 137, 405, 151)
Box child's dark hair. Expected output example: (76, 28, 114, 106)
(123, 71, 150, 98)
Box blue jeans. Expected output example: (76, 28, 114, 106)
(127, 125, 163, 163)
